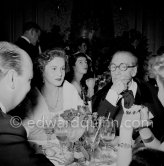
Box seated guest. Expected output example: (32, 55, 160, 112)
(138, 55, 164, 150)
(0, 41, 53, 166)
(73, 38, 95, 93)
(118, 60, 164, 165)
(66, 52, 95, 107)
(23, 47, 84, 140)
(92, 49, 164, 140)
(21, 48, 85, 165)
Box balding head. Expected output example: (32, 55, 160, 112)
(0, 41, 33, 77)
(111, 51, 138, 66)
(110, 50, 138, 85)
(0, 41, 33, 112)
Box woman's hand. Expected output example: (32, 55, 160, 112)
(85, 78, 95, 90)
(86, 78, 95, 98)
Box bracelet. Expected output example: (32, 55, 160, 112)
(118, 143, 132, 148)
(142, 135, 155, 143)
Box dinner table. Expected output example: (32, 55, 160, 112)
(28, 107, 119, 166)
(29, 134, 118, 166)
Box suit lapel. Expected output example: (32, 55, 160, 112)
(134, 78, 152, 105)
(92, 81, 113, 112)
(134, 85, 142, 105)
(0, 108, 8, 118)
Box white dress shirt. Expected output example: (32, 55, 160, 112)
(105, 79, 137, 106)
(105, 79, 154, 119)
(21, 36, 31, 43)
(0, 102, 6, 113)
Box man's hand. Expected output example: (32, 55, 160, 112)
(111, 80, 128, 94)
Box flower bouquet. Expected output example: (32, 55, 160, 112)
(54, 106, 92, 143)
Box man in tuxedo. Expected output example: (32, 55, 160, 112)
(92, 50, 164, 140)
(15, 21, 41, 87)
(0, 42, 53, 166)
(15, 21, 41, 62)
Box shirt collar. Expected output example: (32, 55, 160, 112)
(128, 79, 137, 97)
(0, 102, 6, 113)
(21, 36, 30, 44)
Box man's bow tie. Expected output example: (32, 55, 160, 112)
(121, 90, 134, 109)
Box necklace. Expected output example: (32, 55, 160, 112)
(43, 87, 62, 112)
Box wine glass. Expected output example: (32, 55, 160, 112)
(55, 125, 68, 147)
(55, 123, 69, 156)
(85, 123, 100, 161)
(55, 125, 75, 165)
(89, 128, 100, 150)
(100, 118, 116, 150)
(43, 121, 54, 145)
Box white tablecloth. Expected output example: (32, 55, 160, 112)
(29, 139, 117, 166)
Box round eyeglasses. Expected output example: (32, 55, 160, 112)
(109, 63, 136, 71)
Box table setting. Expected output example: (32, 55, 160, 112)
(28, 98, 155, 166)
(28, 106, 118, 166)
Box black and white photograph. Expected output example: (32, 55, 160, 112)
(0, 0, 164, 165)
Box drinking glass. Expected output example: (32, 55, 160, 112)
(55, 124, 70, 160)
(85, 125, 100, 159)
(100, 118, 116, 150)
(55, 126, 68, 147)
(43, 122, 54, 145)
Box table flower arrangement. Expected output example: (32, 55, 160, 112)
(58, 105, 92, 143)
(42, 107, 118, 166)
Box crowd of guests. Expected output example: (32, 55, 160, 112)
(0, 21, 164, 166)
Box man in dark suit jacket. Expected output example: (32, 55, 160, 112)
(15, 21, 41, 62)
(0, 42, 53, 166)
(92, 50, 164, 140)
(15, 21, 41, 88)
